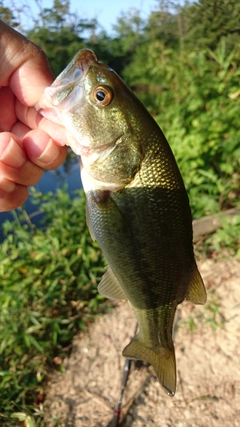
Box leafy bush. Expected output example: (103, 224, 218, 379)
(0, 188, 107, 424)
(204, 214, 240, 258)
(1, 2, 240, 423)
(124, 38, 240, 218)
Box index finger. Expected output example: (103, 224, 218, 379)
(15, 100, 67, 147)
(0, 20, 53, 106)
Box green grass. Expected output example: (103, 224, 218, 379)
(0, 186, 239, 426)
(0, 187, 108, 426)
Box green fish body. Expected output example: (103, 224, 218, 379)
(37, 49, 207, 395)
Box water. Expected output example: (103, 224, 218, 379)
(0, 155, 81, 239)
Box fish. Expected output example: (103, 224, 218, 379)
(37, 49, 207, 396)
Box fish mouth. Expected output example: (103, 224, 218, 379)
(36, 49, 97, 114)
(36, 49, 122, 159)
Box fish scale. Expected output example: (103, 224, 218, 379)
(37, 48, 207, 396)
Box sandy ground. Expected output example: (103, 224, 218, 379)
(43, 256, 240, 427)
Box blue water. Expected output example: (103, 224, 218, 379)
(0, 155, 81, 239)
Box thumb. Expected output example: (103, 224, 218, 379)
(23, 129, 68, 170)
(0, 20, 53, 106)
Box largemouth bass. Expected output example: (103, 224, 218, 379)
(37, 49, 207, 396)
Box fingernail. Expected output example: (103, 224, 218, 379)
(0, 138, 26, 168)
(24, 133, 60, 165)
(0, 178, 17, 193)
(35, 138, 60, 164)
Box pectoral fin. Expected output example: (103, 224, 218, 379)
(98, 267, 127, 300)
(185, 264, 207, 305)
(122, 333, 176, 396)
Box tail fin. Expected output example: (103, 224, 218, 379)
(122, 334, 176, 396)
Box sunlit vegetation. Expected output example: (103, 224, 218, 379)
(0, 0, 239, 424)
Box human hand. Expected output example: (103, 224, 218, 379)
(0, 20, 68, 212)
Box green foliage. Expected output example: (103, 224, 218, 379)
(0, 188, 107, 423)
(0, 1, 19, 26)
(204, 215, 240, 258)
(0, 0, 240, 422)
(24, 0, 101, 76)
(145, 1, 181, 49)
(203, 298, 224, 330)
(124, 37, 240, 218)
(182, 294, 225, 334)
(184, 0, 240, 50)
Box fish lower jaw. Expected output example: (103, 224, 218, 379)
(37, 106, 61, 125)
(80, 162, 125, 193)
(78, 133, 123, 158)
(78, 143, 113, 157)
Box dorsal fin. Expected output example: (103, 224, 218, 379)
(98, 267, 127, 300)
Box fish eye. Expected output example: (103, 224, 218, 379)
(93, 86, 113, 106)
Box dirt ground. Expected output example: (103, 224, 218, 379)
(44, 256, 240, 427)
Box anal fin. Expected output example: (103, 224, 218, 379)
(185, 264, 207, 305)
(98, 267, 127, 300)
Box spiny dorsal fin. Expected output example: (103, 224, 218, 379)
(98, 267, 127, 300)
(185, 264, 207, 305)
(122, 333, 176, 396)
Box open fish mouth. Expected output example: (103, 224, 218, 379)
(36, 49, 97, 118)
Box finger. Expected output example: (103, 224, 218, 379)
(11, 125, 68, 170)
(0, 132, 43, 186)
(0, 184, 28, 212)
(0, 20, 53, 105)
(23, 129, 68, 170)
(0, 160, 43, 187)
(15, 100, 67, 146)
(12, 121, 30, 140)
(0, 176, 16, 192)
(0, 86, 16, 131)
(0, 132, 26, 166)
